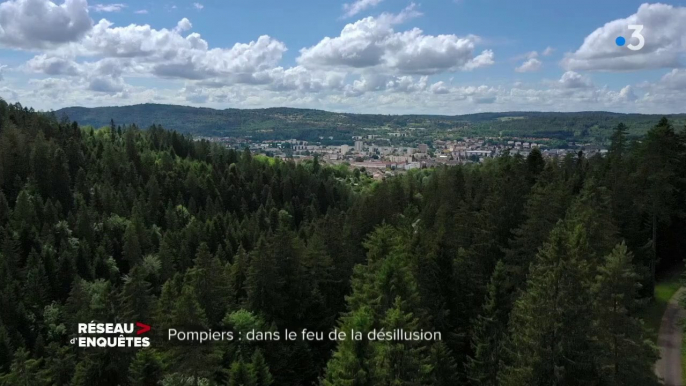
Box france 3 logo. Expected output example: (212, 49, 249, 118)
(615, 25, 645, 51)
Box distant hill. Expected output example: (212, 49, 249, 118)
(55, 103, 686, 142)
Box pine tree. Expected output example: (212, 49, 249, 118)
(500, 223, 598, 386)
(322, 306, 375, 386)
(323, 225, 448, 385)
(250, 349, 273, 386)
(633, 117, 685, 292)
(592, 243, 659, 386)
(22, 248, 50, 314)
(128, 349, 163, 386)
(40, 342, 76, 386)
(467, 260, 509, 385)
(229, 358, 256, 386)
(504, 168, 570, 292)
(0, 189, 9, 225)
(188, 243, 232, 326)
(123, 221, 142, 266)
(0, 347, 43, 386)
(428, 342, 459, 386)
(230, 246, 249, 305)
(50, 148, 72, 211)
(245, 238, 284, 321)
(369, 297, 431, 385)
(119, 266, 154, 322)
(0, 324, 12, 374)
(168, 283, 217, 386)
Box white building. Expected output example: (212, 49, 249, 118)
(467, 150, 492, 158)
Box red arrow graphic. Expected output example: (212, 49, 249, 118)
(136, 322, 151, 335)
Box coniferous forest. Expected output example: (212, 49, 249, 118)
(1, 98, 686, 386)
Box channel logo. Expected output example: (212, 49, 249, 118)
(71, 322, 152, 348)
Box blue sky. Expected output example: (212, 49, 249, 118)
(0, 0, 685, 114)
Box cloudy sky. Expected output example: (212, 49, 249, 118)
(0, 0, 685, 114)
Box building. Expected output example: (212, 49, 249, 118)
(340, 145, 351, 154)
(418, 144, 428, 153)
(354, 141, 364, 152)
(466, 150, 492, 158)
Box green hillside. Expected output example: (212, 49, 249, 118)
(56, 104, 686, 142)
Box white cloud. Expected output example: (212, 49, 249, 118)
(88, 76, 124, 93)
(542, 46, 554, 56)
(558, 71, 593, 89)
(462, 50, 494, 71)
(0, 64, 6, 81)
(515, 58, 542, 73)
(344, 73, 428, 95)
(562, 3, 686, 71)
(8, 67, 686, 115)
(0, 87, 18, 100)
(342, 0, 383, 18)
(511, 51, 537, 62)
(174, 17, 192, 33)
(473, 95, 495, 104)
(619, 85, 637, 101)
(660, 69, 686, 89)
(17, 14, 288, 85)
(430, 81, 449, 94)
(193, 2, 203, 10)
(298, 5, 492, 75)
(54, 18, 288, 81)
(91, 3, 126, 12)
(26, 54, 82, 75)
(0, 0, 93, 49)
(263, 66, 345, 92)
(134, 9, 148, 14)
(376, 3, 422, 25)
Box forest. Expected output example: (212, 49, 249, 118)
(1, 98, 686, 385)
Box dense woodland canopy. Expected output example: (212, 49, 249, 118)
(1, 98, 686, 385)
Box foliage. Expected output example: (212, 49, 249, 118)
(0, 98, 684, 385)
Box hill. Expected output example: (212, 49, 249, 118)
(56, 104, 686, 142)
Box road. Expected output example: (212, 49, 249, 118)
(656, 287, 686, 386)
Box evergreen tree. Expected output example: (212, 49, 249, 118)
(230, 246, 249, 305)
(633, 117, 685, 292)
(0, 347, 43, 386)
(467, 260, 509, 385)
(129, 349, 163, 386)
(500, 222, 598, 385)
(188, 243, 231, 326)
(249, 349, 273, 386)
(229, 358, 256, 386)
(168, 283, 217, 386)
(119, 266, 154, 322)
(123, 221, 142, 266)
(592, 243, 659, 386)
(370, 297, 431, 385)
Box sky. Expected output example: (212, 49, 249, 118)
(0, 0, 685, 114)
